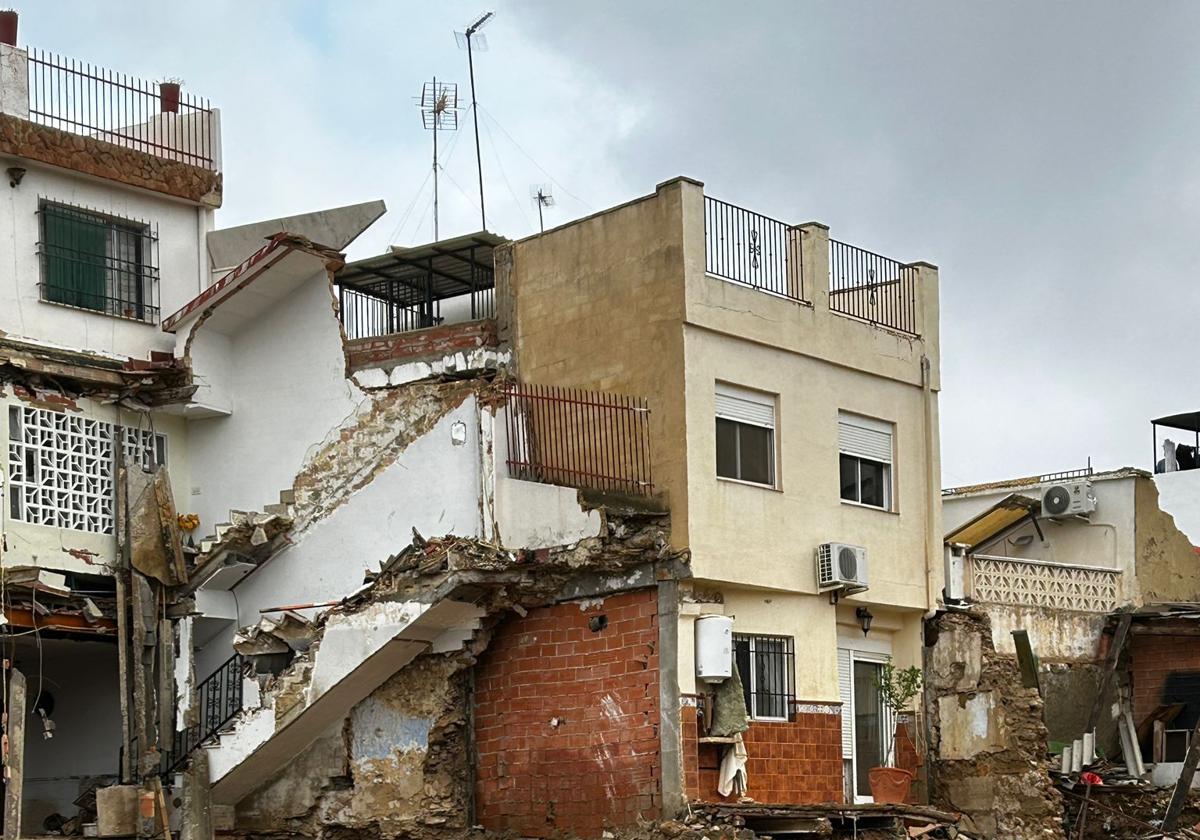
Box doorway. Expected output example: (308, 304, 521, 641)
(838, 645, 895, 803)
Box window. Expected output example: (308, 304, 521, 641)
(715, 383, 775, 486)
(8, 406, 167, 535)
(38, 201, 159, 323)
(839, 413, 893, 510)
(733, 633, 795, 721)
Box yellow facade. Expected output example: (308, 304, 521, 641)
(509, 176, 941, 711)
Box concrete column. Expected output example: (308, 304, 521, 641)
(0, 43, 29, 120)
(910, 261, 940, 388)
(795, 221, 830, 311)
(180, 751, 214, 840)
(657, 577, 684, 818)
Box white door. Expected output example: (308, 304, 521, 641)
(838, 646, 894, 803)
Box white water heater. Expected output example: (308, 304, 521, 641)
(695, 614, 734, 683)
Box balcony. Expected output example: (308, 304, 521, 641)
(703, 195, 922, 336)
(969, 554, 1120, 613)
(0, 39, 223, 203)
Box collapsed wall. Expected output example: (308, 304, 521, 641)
(925, 609, 1065, 840)
(202, 502, 679, 840)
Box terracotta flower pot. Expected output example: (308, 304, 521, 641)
(159, 82, 180, 114)
(868, 766, 914, 804)
(0, 10, 17, 47)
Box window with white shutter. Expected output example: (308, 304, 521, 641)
(715, 383, 776, 487)
(838, 412, 893, 510)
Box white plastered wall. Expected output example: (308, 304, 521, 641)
(0, 387, 190, 576)
(1154, 469, 1200, 546)
(0, 161, 211, 359)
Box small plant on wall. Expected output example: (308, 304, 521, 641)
(869, 663, 923, 804)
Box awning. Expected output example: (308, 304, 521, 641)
(1153, 412, 1200, 434)
(945, 493, 1041, 551)
(335, 231, 505, 306)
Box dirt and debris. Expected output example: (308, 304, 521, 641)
(215, 503, 682, 840)
(1060, 783, 1200, 839)
(925, 609, 1065, 840)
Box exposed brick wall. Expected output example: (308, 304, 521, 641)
(681, 699, 700, 799)
(1131, 629, 1200, 729)
(474, 588, 661, 837)
(345, 319, 499, 371)
(690, 707, 843, 805)
(0, 113, 222, 206)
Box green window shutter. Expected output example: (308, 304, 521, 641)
(43, 205, 107, 312)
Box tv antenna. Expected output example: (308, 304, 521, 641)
(416, 77, 459, 241)
(531, 185, 555, 233)
(456, 11, 494, 231)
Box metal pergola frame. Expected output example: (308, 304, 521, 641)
(1152, 411, 1200, 474)
(335, 231, 505, 334)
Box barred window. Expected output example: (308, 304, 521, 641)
(38, 201, 160, 324)
(733, 633, 796, 721)
(7, 406, 166, 535)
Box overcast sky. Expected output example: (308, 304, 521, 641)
(21, 2, 1199, 487)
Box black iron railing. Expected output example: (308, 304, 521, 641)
(27, 49, 218, 171)
(338, 283, 495, 340)
(503, 382, 653, 496)
(704, 196, 804, 301)
(37, 201, 160, 323)
(732, 633, 796, 722)
(164, 653, 246, 775)
(829, 240, 918, 335)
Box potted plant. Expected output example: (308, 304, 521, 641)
(159, 77, 183, 114)
(869, 663, 922, 804)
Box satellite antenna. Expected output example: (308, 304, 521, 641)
(532, 185, 555, 233)
(416, 77, 459, 241)
(456, 11, 494, 231)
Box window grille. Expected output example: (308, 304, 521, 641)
(7, 406, 166, 535)
(733, 633, 796, 721)
(37, 201, 160, 324)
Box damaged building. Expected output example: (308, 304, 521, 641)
(936, 443, 1200, 837)
(0, 14, 966, 840)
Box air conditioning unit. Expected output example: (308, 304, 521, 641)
(817, 542, 868, 591)
(1042, 481, 1097, 518)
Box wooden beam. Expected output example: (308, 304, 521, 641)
(1012, 629, 1041, 693)
(1087, 613, 1132, 733)
(1162, 723, 1200, 831)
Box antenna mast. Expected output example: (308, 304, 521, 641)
(417, 78, 459, 241)
(532, 185, 555, 233)
(457, 11, 494, 231)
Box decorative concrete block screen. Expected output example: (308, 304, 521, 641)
(971, 556, 1119, 613)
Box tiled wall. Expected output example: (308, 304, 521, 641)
(683, 700, 843, 804)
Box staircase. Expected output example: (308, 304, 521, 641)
(200, 587, 485, 805)
(184, 488, 297, 596)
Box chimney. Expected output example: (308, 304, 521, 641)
(0, 10, 17, 47)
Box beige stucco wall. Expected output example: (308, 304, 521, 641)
(509, 180, 690, 545)
(510, 175, 942, 704)
(1134, 474, 1200, 602)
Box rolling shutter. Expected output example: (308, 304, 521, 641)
(837, 648, 853, 759)
(838, 413, 892, 464)
(716, 383, 775, 429)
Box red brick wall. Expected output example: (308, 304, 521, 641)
(345, 319, 498, 370)
(688, 705, 843, 805)
(1132, 629, 1200, 725)
(474, 589, 660, 837)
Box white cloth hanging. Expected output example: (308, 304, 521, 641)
(717, 732, 749, 797)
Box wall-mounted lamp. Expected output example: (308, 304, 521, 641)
(6, 167, 26, 188)
(856, 606, 874, 637)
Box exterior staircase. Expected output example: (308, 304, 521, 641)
(199, 585, 485, 805)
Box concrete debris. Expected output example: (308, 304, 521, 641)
(233, 612, 315, 657)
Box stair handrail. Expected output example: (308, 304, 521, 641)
(164, 652, 246, 775)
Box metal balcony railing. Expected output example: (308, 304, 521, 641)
(502, 382, 653, 496)
(27, 48, 218, 171)
(704, 196, 804, 301)
(829, 240, 918, 334)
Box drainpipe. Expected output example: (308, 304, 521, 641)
(921, 353, 938, 617)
